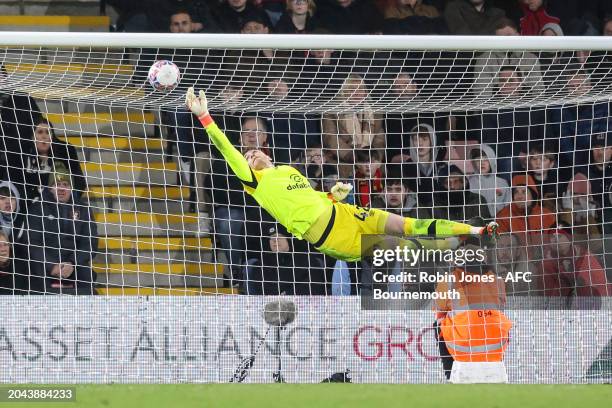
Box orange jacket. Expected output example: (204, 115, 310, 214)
(496, 203, 556, 247)
(435, 268, 512, 362)
(497, 174, 556, 247)
(540, 249, 612, 297)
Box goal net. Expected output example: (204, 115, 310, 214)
(0, 32, 610, 384)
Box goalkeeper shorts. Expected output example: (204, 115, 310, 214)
(312, 202, 390, 262)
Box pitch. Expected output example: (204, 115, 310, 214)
(10, 384, 611, 408)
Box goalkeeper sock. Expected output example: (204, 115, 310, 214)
(403, 218, 481, 237)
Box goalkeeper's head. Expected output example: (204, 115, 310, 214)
(245, 150, 273, 171)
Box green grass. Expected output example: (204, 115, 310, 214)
(6, 384, 612, 408)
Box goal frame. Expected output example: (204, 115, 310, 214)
(1, 32, 611, 51)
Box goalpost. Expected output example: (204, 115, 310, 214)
(0, 32, 610, 384)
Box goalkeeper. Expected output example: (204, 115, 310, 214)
(186, 88, 497, 262)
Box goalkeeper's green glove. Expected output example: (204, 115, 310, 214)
(185, 87, 209, 120)
(330, 182, 353, 202)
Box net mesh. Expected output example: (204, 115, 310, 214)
(0, 40, 611, 383)
(2, 46, 612, 110)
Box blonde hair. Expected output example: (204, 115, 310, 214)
(286, 0, 316, 17)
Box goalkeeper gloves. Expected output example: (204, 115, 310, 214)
(330, 182, 353, 202)
(185, 87, 209, 119)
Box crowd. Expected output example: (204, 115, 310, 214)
(107, 0, 612, 36)
(142, 1, 612, 298)
(0, 92, 97, 295)
(0, 0, 611, 299)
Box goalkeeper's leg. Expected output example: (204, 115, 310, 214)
(383, 212, 497, 240)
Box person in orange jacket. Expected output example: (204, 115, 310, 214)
(539, 228, 612, 302)
(496, 173, 556, 252)
(434, 252, 512, 380)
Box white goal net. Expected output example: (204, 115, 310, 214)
(0, 33, 610, 384)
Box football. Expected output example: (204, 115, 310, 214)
(147, 60, 180, 92)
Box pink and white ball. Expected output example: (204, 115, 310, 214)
(148, 60, 180, 92)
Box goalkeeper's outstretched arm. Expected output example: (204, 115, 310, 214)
(185, 87, 254, 184)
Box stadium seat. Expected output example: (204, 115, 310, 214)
(97, 287, 237, 296)
(87, 185, 188, 200)
(83, 162, 178, 186)
(47, 112, 155, 137)
(93, 263, 223, 276)
(0, 15, 109, 32)
(99, 236, 212, 251)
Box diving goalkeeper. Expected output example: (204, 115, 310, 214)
(186, 88, 497, 262)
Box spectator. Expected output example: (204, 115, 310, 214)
(546, 68, 608, 167)
(433, 165, 491, 222)
(107, 0, 220, 32)
(0, 231, 27, 294)
(209, 116, 270, 286)
(558, 173, 602, 255)
(535, 22, 570, 86)
(526, 139, 563, 213)
(472, 18, 543, 98)
(385, 78, 450, 164)
(487, 0, 521, 21)
(519, 0, 560, 36)
(0, 92, 40, 160)
(545, 0, 600, 36)
(298, 142, 324, 182)
(604, 16, 612, 36)
(0, 181, 28, 294)
(322, 74, 384, 172)
(539, 21, 563, 36)
(0, 181, 25, 243)
(467, 145, 511, 217)
(297, 142, 339, 192)
(169, 8, 195, 32)
(254, 0, 288, 25)
(407, 123, 446, 206)
(581, 132, 612, 213)
(318, 0, 384, 34)
(540, 228, 611, 300)
(188, 0, 224, 32)
(245, 223, 327, 295)
(495, 233, 536, 295)
(354, 150, 384, 207)
(381, 0, 447, 34)
(214, 0, 270, 33)
(494, 65, 525, 97)
(576, 132, 612, 280)
(8, 118, 86, 205)
(0, 181, 28, 272)
(444, 0, 505, 35)
(275, 0, 318, 33)
(370, 164, 431, 218)
(381, 0, 439, 18)
(496, 173, 556, 249)
(27, 163, 98, 295)
(389, 72, 419, 99)
(105, 0, 149, 31)
(465, 103, 546, 183)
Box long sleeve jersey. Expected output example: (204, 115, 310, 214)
(204, 120, 332, 239)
